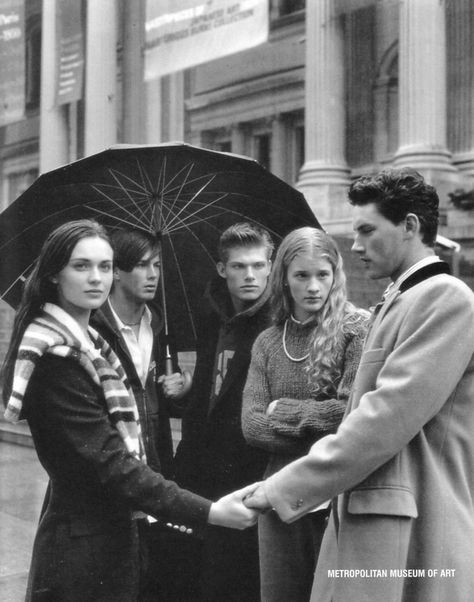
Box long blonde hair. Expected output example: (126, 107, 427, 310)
(270, 227, 366, 397)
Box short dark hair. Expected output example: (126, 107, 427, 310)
(110, 228, 160, 272)
(218, 222, 274, 263)
(348, 168, 439, 246)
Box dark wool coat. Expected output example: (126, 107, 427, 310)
(174, 277, 270, 499)
(23, 355, 210, 602)
(91, 302, 181, 479)
(171, 278, 271, 602)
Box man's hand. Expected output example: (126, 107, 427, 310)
(266, 399, 280, 416)
(158, 370, 192, 399)
(242, 483, 272, 512)
(208, 483, 261, 530)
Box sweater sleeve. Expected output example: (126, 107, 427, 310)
(268, 323, 367, 439)
(242, 333, 310, 454)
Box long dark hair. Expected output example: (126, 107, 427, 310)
(2, 219, 110, 403)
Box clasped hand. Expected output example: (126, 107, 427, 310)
(208, 483, 263, 530)
(158, 370, 192, 399)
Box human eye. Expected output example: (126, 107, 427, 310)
(254, 262, 267, 270)
(100, 262, 112, 272)
(71, 261, 88, 271)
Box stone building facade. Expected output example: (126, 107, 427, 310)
(1, 0, 473, 363)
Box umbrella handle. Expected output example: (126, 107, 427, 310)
(165, 355, 173, 376)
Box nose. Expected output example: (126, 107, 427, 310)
(351, 237, 364, 254)
(147, 264, 159, 279)
(89, 266, 102, 282)
(244, 266, 256, 281)
(307, 276, 319, 292)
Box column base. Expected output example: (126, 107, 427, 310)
(394, 146, 456, 172)
(296, 161, 351, 223)
(453, 152, 474, 180)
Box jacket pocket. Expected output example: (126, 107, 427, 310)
(360, 347, 387, 364)
(347, 486, 418, 518)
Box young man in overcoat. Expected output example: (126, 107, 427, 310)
(244, 168, 474, 602)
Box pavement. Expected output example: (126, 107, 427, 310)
(0, 415, 184, 602)
(0, 440, 48, 602)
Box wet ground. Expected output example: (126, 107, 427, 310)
(0, 441, 48, 601)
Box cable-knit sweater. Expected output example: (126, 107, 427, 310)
(242, 315, 368, 475)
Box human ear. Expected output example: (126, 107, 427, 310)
(405, 213, 420, 237)
(216, 261, 227, 279)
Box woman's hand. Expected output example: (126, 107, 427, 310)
(158, 370, 192, 399)
(208, 483, 261, 530)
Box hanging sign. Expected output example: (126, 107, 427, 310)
(145, 0, 268, 80)
(0, 0, 25, 127)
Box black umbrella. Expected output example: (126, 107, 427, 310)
(0, 143, 320, 351)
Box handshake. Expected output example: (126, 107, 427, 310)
(207, 482, 272, 530)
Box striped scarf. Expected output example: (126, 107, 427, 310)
(4, 303, 146, 463)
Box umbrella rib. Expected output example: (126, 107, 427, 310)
(104, 172, 150, 224)
(89, 186, 152, 230)
(160, 163, 197, 227)
(1, 266, 33, 299)
(165, 234, 200, 343)
(164, 180, 222, 232)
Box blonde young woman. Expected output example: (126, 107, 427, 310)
(242, 227, 368, 602)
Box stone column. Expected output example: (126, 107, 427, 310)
(231, 124, 246, 156)
(145, 79, 163, 144)
(39, 0, 69, 172)
(297, 0, 350, 224)
(447, 0, 474, 177)
(394, 0, 453, 176)
(84, 0, 117, 155)
(122, 0, 144, 143)
(271, 115, 286, 180)
(167, 73, 185, 142)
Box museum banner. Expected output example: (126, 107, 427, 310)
(145, 0, 268, 80)
(0, 0, 25, 127)
(56, 0, 84, 105)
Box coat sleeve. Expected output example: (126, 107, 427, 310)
(268, 325, 366, 438)
(26, 355, 211, 527)
(242, 334, 310, 454)
(263, 279, 474, 522)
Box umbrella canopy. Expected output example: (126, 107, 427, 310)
(0, 143, 320, 350)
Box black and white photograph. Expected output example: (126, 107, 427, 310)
(0, 1, 473, 601)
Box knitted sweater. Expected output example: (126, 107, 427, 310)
(242, 316, 368, 474)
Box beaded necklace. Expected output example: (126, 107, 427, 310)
(282, 318, 310, 362)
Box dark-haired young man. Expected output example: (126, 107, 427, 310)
(91, 228, 190, 600)
(172, 222, 274, 602)
(245, 168, 474, 602)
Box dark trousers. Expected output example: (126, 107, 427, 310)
(258, 508, 329, 602)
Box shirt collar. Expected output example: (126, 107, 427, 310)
(384, 255, 441, 299)
(107, 299, 151, 331)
